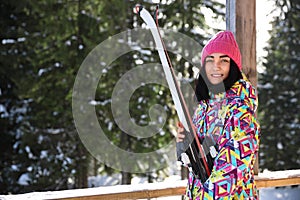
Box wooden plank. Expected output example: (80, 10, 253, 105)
(60, 187, 186, 200)
(2, 170, 300, 200)
(56, 180, 187, 200)
(255, 169, 300, 188)
(58, 170, 300, 199)
(256, 176, 300, 189)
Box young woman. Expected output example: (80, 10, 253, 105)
(177, 31, 260, 200)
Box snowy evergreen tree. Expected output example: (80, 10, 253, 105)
(0, 0, 224, 193)
(258, 0, 300, 170)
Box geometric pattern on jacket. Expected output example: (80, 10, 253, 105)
(185, 77, 261, 200)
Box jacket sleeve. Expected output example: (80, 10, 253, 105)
(194, 97, 260, 199)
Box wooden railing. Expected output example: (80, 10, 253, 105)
(1, 169, 300, 200)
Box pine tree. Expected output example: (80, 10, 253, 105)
(258, 0, 300, 171)
(0, 1, 37, 193)
(0, 0, 100, 193)
(1, 0, 225, 193)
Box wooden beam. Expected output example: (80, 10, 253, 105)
(3, 170, 300, 200)
(256, 169, 300, 188)
(226, 0, 257, 86)
(226, 0, 258, 175)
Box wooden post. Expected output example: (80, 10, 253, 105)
(226, 0, 258, 174)
(226, 0, 257, 86)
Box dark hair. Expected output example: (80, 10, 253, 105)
(195, 60, 243, 102)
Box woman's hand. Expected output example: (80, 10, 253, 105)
(176, 122, 186, 143)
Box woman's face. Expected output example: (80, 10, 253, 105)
(205, 53, 230, 85)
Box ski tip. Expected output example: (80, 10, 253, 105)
(133, 4, 143, 15)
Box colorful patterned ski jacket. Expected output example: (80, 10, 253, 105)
(185, 76, 260, 200)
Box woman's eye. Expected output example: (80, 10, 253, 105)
(206, 59, 213, 63)
(221, 59, 230, 63)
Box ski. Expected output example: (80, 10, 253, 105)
(134, 4, 212, 182)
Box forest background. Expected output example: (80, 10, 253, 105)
(1, 0, 299, 194)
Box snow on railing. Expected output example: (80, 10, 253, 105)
(1, 169, 300, 200)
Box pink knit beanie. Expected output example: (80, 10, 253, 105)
(201, 31, 242, 70)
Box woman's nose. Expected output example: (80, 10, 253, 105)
(212, 60, 221, 70)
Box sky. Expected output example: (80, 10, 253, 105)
(256, 0, 277, 72)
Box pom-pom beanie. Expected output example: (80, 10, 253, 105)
(201, 31, 242, 70)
